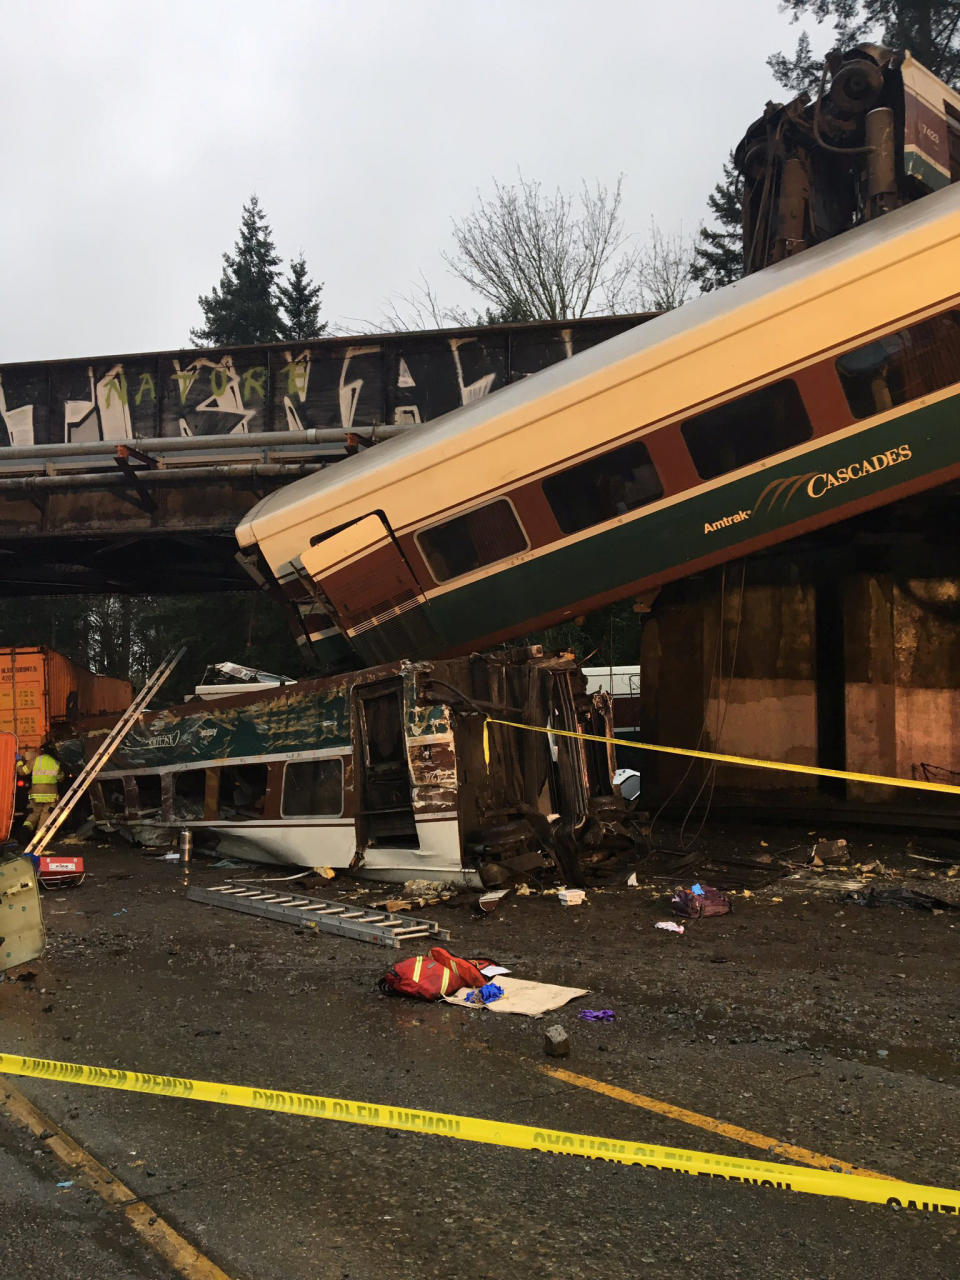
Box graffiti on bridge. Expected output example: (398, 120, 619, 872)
(0, 317, 643, 451)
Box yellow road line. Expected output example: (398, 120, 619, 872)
(541, 1065, 893, 1180)
(0, 1075, 232, 1280)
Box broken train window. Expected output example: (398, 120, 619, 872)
(681, 379, 812, 480)
(172, 769, 208, 821)
(218, 763, 268, 821)
(281, 758, 344, 817)
(417, 499, 528, 583)
(543, 438, 663, 535)
(836, 310, 960, 419)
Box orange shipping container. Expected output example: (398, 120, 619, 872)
(0, 647, 132, 749)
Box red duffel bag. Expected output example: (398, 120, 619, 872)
(380, 946, 486, 999)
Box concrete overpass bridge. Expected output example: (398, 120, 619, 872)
(0, 314, 649, 595)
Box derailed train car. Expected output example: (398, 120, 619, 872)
(237, 182, 960, 670)
(80, 649, 619, 886)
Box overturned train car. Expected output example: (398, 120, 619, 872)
(80, 650, 619, 885)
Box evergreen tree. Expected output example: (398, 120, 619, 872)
(769, 3, 960, 95)
(191, 196, 283, 347)
(277, 254, 327, 341)
(690, 154, 744, 292)
(480, 298, 536, 324)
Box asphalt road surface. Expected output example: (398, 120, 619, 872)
(0, 1121, 172, 1278)
(2, 829, 960, 1279)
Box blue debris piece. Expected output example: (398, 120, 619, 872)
(465, 982, 504, 1004)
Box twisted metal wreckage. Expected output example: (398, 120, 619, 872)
(54, 46, 960, 878)
(71, 650, 637, 886)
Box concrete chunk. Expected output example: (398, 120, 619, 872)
(544, 1024, 570, 1058)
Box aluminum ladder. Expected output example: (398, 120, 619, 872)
(186, 882, 451, 948)
(25, 645, 186, 859)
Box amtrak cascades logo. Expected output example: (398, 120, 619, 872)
(704, 443, 913, 534)
(704, 509, 751, 534)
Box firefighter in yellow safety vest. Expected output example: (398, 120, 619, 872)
(19, 743, 63, 835)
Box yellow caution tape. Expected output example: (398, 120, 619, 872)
(482, 718, 960, 797)
(1, 1052, 958, 1213)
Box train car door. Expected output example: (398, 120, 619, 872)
(299, 514, 440, 664)
(353, 679, 419, 850)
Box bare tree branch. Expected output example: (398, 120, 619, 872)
(345, 272, 464, 335)
(629, 221, 700, 312)
(442, 172, 636, 321)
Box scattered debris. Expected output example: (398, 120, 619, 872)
(233, 871, 312, 884)
(446, 976, 589, 1018)
(376, 896, 432, 913)
(811, 838, 848, 866)
(626, 872, 639, 887)
(544, 1025, 570, 1058)
(579, 1009, 615, 1022)
(612, 768, 643, 802)
(654, 921, 685, 934)
(476, 889, 510, 915)
(558, 887, 586, 907)
(844, 887, 960, 912)
(672, 885, 731, 918)
(906, 836, 960, 864)
(373, 879, 457, 913)
(464, 982, 504, 1005)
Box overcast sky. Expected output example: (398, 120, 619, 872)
(0, 0, 841, 363)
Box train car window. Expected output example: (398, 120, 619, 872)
(218, 763, 268, 821)
(543, 439, 663, 535)
(947, 102, 960, 181)
(836, 311, 960, 419)
(417, 500, 528, 583)
(281, 758, 343, 817)
(132, 774, 162, 813)
(681, 380, 812, 480)
(172, 769, 207, 820)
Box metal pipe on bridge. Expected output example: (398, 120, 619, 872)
(0, 425, 410, 463)
(0, 462, 328, 493)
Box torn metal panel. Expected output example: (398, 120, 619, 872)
(0, 856, 45, 971)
